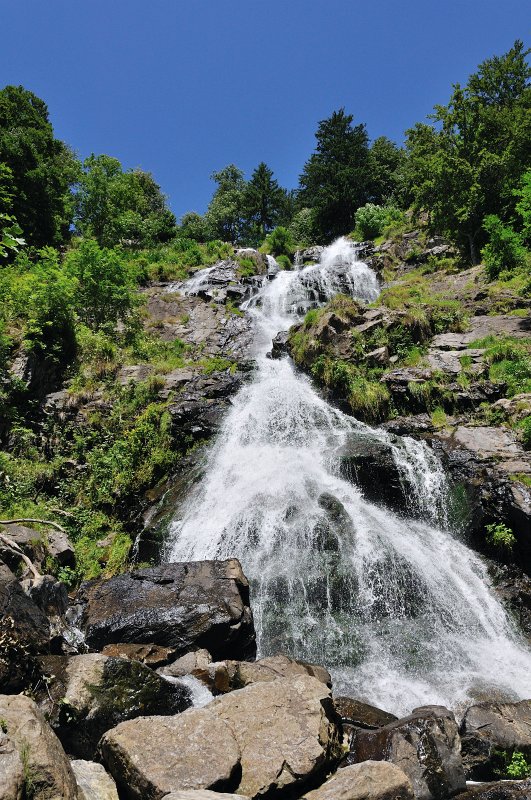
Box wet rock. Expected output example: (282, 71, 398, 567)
(337, 434, 405, 512)
(101, 642, 177, 668)
(76, 559, 256, 660)
(298, 246, 324, 263)
(47, 653, 191, 759)
(0, 694, 78, 800)
(460, 700, 531, 780)
(269, 330, 290, 359)
(0, 563, 52, 691)
(457, 779, 531, 798)
(100, 707, 241, 799)
(487, 563, 531, 639)
(0, 732, 24, 800)
(71, 759, 119, 800)
(333, 696, 398, 730)
(26, 574, 69, 618)
(347, 705, 466, 800)
(303, 761, 413, 800)
(101, 675, 342, 800)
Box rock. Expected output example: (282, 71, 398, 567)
(71, 760, 119, 800)
(100, 707, 241, 800)
(0, 732, 24, 800)
(116, 364, 154, 386)
(164, 794, 249, 800)
(269, 330, 290, 359)
(427, 348, 485, 376)
(303, 761, 413, 800)
(0, 694, 78, 800)
(347, 705, 466, 800)
(333, 696, 398, 730)
(460, 700, 531, 780)
(366, 346, 389, 366)
(158, 648, 213, 679)
(0, 524, 75, 571)
(26, 574, 69, 618)
(194, 654, 332, 694)
(76, 559, 256, 659)
(299, 246, 324, 263)
(456, 779, 531, 798)
(337, 434, 405, 512)
(47, 653, 191, 759)
(100, 675, 342, 800)
(101, 642, 176, 668)
(0, 563, 52, 691)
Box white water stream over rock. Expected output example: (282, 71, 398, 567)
(169, 238, 531, 716)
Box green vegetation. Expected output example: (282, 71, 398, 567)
(494, 750, 531, 779)
(468, 335, 531, 396)
(354, 203, 404, 240)
(485, 522, 516, 553)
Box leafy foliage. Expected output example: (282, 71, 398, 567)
(0, 86, 80, 248)
(75, 154, 176, 247)
(298, 109, 372, 242)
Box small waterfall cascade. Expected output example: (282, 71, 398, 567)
(168, 237, 531, 716)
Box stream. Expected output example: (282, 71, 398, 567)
(168, 238, 531, 716)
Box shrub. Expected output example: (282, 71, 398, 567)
(485, 522, 516, 553)
(287, 208, 317, 247)
(276, 254, 292, 270)
(354, 204, 404, 241)
(482, 215, 527, 279)
(263, 226, 294, 258)
(519, 415, 531, 449)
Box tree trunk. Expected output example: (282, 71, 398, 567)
(468, 233, 479, 265)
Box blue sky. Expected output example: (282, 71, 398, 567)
(1, 1, 528, 219)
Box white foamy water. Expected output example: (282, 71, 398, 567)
(168, 237, 531, 716)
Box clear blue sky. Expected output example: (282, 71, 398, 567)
(1, 1, 528, 219)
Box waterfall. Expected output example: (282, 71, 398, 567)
(168, 237, 531, 716)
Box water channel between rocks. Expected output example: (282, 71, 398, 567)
(167, 238, 531, 716)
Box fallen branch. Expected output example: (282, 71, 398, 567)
(0, 518, 68, 535)
(0, 533, 42, 582)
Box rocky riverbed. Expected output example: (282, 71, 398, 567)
(2, 545, 531, 800)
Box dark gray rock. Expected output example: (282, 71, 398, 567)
(460, 700, 531, 780)
(0, 564, 52, 691)
(333, 696, 398, 730)
(457, 779, 531, 798)
(269, 330, 290, 359)
(346, 705, 466, 800)
(337, 434, 406, 512)
(76, 559, 256, 660)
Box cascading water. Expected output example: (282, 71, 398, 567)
(169, 237, 531, 715)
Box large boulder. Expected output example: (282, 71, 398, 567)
(0, 563, 52, 691)
(40, 653, 191, 759)
(347, 705, 466, 800)
(303, 760, 413, 800)
(76, 559, 256, 660)
(100, 675, 342, 800)
(164, 794, 248, 800)
(333, 696, 398, 731)
(100, 707, 241, 800)
(0, 694, 78, 800)
(337, 434, 406, 512)
(0, 731, 24, 800)
(71, 760, 119, 800)
(460, 700, 531, 780)
(160, 653, 331, 694)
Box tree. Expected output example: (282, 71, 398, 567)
(368, 137, 405, 205)
(243, 162, 287, 241)
(405, 40, 531, 263)
(75, 154, 176, 247)
(0, 85, 80, 247)
(65, 239, 137, 331)
(204, 165, 247, 243)
(298, 109, 372, 241)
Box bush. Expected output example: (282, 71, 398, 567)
(519, 415, 531, 449)
(288, 208, 317, 247)
(354, 204, 404, 241)
(485, 522, 516, 553)
(263, 226, 294, 258)
(276, 254, 292, 270)
(482, 215, 527, 279)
